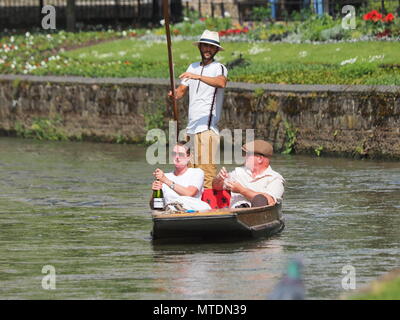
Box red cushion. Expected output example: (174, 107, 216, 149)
(201, 189, 231, 209)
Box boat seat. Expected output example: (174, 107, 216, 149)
(201, 189, 231, 209)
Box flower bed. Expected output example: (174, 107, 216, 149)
(0, 11, 399, 85)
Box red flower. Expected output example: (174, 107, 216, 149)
(363, 12, 372, 21)
(383, 13, 395, 23)
(199, 17, 206, 22)
(363, 10, 384, 23)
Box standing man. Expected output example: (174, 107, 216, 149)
(168, 30, 228, 189)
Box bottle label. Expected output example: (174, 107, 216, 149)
(153, 198, 164, 209)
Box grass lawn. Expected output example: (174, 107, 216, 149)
(350, 275, 400, 300)
(43, 38, 400, 85)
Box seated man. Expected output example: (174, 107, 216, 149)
(212, 140, 284, 208)
(150, 141, 211, 211)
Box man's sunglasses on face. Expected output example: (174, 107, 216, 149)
(172, 151, 188, 158)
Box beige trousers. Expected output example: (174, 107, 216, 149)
(187, 130, 220, 189)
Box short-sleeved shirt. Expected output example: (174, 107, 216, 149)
(181, 61, 228, 135)
(162, 168, 205, 204)
(228, 166, 285, 207)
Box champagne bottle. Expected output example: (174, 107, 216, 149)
(153, 181, 165, 210)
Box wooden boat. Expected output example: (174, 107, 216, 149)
(151, 202, 284, 241)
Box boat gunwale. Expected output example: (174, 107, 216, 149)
(152, 203, 280, 219)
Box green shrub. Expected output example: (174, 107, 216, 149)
(15, 117, 68, 141)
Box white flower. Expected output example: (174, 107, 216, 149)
(98, 53, 114, 58)
(25, 32, 31, 38)
(336, 48, 341, 51)
(340, 57, 358, 65)
(10, 36, 14, 43)
(118, 51, 127, 56)
(368, 55, 384, 62)
(160, 19, 165, 26)
(249, 45, 266, 55)
(122, 31, 127, 37)
(298, 51, 308, 58)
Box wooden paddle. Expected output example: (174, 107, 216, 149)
(162, 0, 179, 137)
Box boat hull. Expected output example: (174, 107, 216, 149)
(151, 203, 284, 241)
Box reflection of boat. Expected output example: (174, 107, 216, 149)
(151, 203, 284, 241)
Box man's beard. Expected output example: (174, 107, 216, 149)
(200, 50, 217, 63)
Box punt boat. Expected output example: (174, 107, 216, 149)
(151, 202, 284, 241)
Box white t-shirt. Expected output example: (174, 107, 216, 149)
(181, 61, 228, 135)
(162, 168, 205, 204)
(228, 166, 285, 207)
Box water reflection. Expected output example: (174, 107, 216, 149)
(151, 238, 284, 299)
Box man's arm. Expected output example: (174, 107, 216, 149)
(163, 178, 199, 197)
(169, 84, 188, 100)
(179, 73, 227, 88)
(225, 181, 277, 206)
(153, 168, 198, 197)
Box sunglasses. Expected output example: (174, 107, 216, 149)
(172, 151, 188, 158)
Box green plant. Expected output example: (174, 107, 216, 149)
(314, 145, 323, 157)
(282, 121, 297, 155)
(253, 88, 265, 99)
(204, 17, 232, 32)
(144, 104, 165, 132)
(296, 14, 338, 41)
(251, 6, 272, 22)
(15, 116, 68, 141)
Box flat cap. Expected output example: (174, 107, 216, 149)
(242, 140, 273, 158)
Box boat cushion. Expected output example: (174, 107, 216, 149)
(201, 189, 231, 209)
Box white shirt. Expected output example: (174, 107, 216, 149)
(181, 61, 228, 135)
(228, 166, 285, 207)
(162, 168, 205, 204)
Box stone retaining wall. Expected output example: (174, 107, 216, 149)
(0, 74, 399, 159)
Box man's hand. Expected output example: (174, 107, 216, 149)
(225, 180, 244, 194)
(151, 180, 163, 191)
(216, 166, 229, 181)
(168, 89, 181, 100)
(168, 85, 188, 100)
(153, 168, 167, 184)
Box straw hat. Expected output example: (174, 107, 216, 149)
(193, 30, 224, 51)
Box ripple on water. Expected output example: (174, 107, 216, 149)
(0, 137, 399, 299)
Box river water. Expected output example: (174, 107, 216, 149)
(0, 136, 399, 300)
